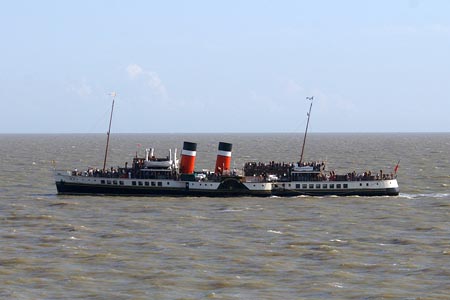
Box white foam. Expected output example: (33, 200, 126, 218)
(400, 193, 450, 199)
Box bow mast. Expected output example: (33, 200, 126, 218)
(102, 92, 116, 172)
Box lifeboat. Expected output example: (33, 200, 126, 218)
(144, 148, 173, 169)
(144, 160, 172, 169)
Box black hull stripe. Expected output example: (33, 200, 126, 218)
(56, 182, 270, 197)
(56, 182, 399, 197)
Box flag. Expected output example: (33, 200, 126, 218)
(394, 160, 400, 174)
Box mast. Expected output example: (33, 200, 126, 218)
(299, 96, 313, 165)
(103, 92, 116, 172)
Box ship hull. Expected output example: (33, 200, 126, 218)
(272, 187, 399, 197)
(55, 171, 399, 197)
(271, 179, 400, 197)
(54, 171, 273, 197)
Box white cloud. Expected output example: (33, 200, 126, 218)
(408, 0, 420, 9)
(126, 63, 168, 98)
(126, 64, 143, 79)
(69, 79, 92, 97)
(363, 23, 450, 36)
(310, 89, 357, 115)
(284, 79, 303, 95)
(147, 71, 168, 99)
(427, 24, 450, 34)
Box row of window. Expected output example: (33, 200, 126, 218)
(98, 180, 217, 188)
(273, 183, 349, 189)
(257, 182, 378, 189)
(98, 180, 374, 189)
(100, 180, 166, 187)
(299, 183, 348, 189)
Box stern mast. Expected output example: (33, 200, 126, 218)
(299, 96, 313, 165)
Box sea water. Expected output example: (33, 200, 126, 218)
(0, 133, 449, 299)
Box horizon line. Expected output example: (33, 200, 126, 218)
(1, 131, 449, 135)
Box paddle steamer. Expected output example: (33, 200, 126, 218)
(54, 96, 399, 197)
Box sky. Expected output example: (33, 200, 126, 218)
(1, 0, 449, 133)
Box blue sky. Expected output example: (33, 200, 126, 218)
(1, 0, 449, 133)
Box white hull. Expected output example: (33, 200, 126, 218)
(54, 170, 399, 197)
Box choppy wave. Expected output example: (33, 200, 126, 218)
(1, 133, 450, 299)
(400, 193, 450, 199)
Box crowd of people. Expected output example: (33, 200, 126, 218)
(344, 170, 395, 181)
(71, 166, 127, 178)
(244, 161, 327, 178)
(297, 161, 326, 172)
(243, 161, 292, 179)
(71, 159, 396, 183)
(243, 160, 395, 182)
